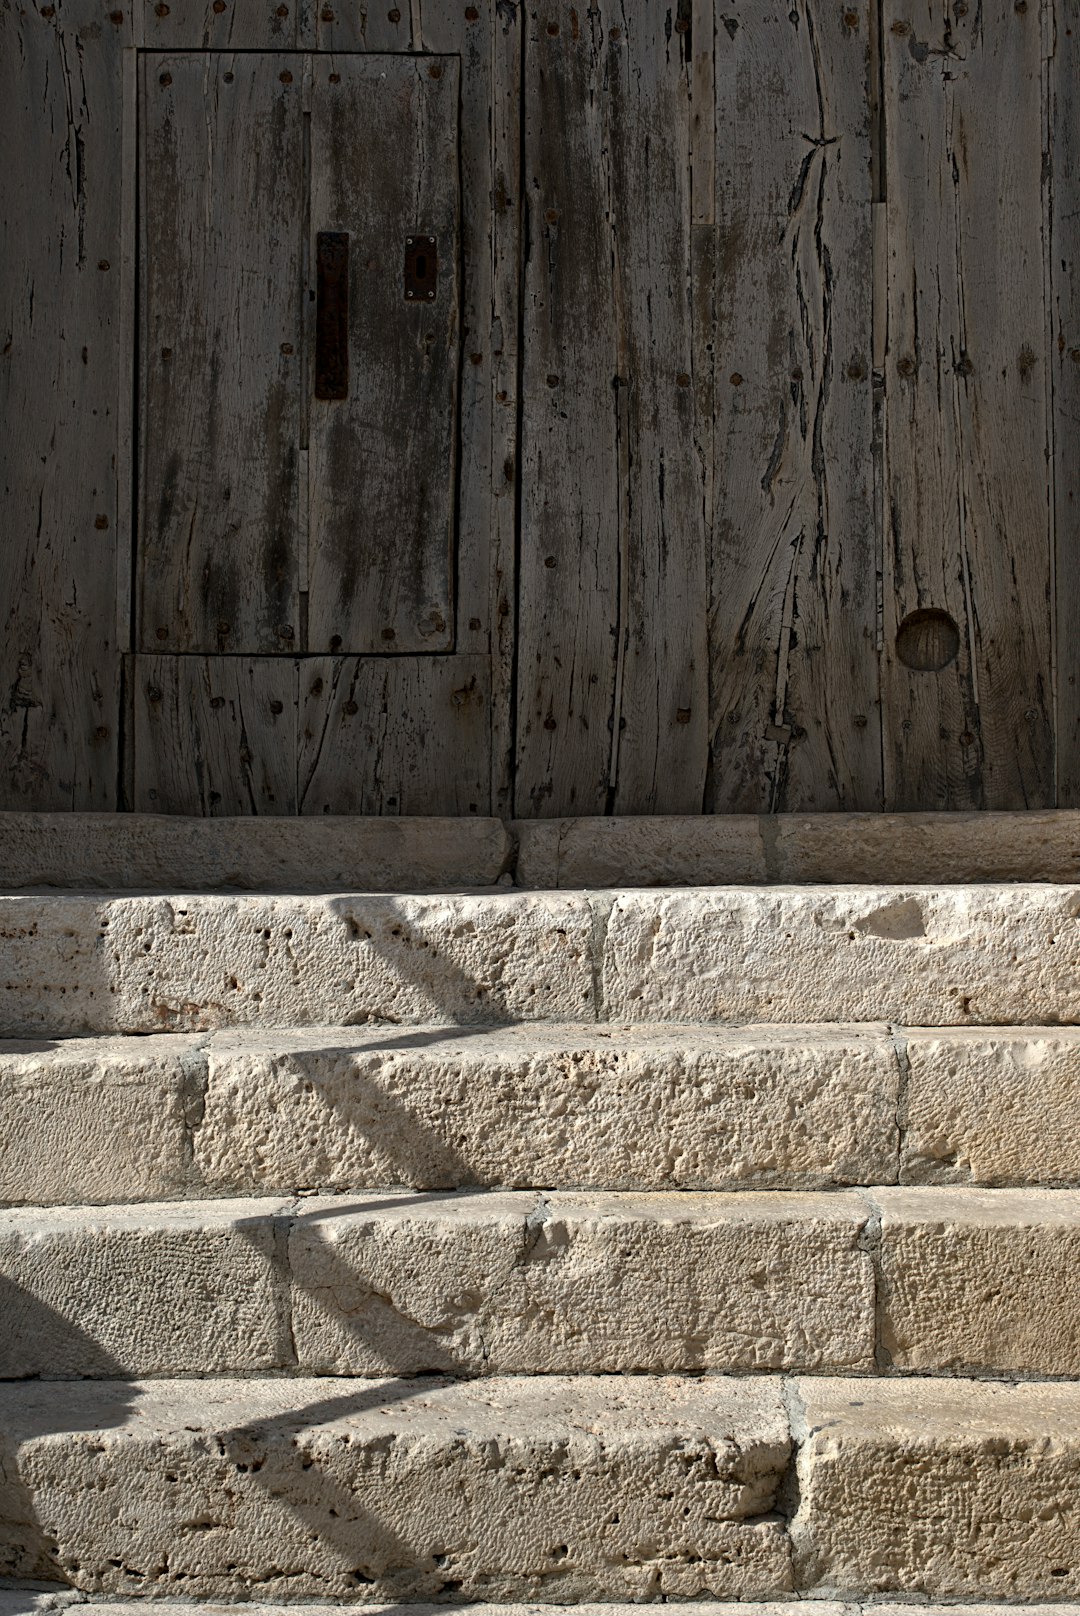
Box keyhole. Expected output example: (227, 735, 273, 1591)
(416, 253, 427, 280)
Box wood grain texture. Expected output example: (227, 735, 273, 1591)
(1052, 0, 1080, 803)
(132, 655, 298, 813)
(298, 655, 491, 814)
(0, 0, 129, 810)
(138, 53, 305, 654)
(306, 53, 460, 654)
(141, 0, 299, 50)
(881, 0, 1053, 809)
(419, 0, 523, 815)
(516, 0, 707, 817)
(706, 0, 879, 813)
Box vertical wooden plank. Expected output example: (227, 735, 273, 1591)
(706, 0, 879, 813)
(881, 0, 1053, 809)
(0, 0, 130, 809)
(132, 656, 298, 813)
(298, 655, 491, 814)
(516, 0, 708, 817)
(306, 54, 460, 654)
(138, 53, 305, 654)
(1052, 0, 1080, 801)
(420, 0, 523, 817)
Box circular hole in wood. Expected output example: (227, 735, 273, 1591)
(896, 608, 961, 671)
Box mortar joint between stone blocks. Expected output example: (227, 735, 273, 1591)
(888, 1022, 912, 1185)
(585, 890, 616, 1022)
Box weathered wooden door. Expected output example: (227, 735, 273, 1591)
(2, 0, 1076, 819)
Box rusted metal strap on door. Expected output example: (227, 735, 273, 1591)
(314, 230, 349, 400)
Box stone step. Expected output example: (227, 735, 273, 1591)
(3, 884, 1080, 1037)
(8, 1606, 1080, 1616)
(1, 1376, 1077, 1600)
(5, 808, 1080, 893)
(3, 1024, 1078, 1207)
(4, 1188, 1079, 1379)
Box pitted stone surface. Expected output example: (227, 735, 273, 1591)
(792, 1378, 1080, 1598)
(875, 1186, 1080, 1374)
(288, 1189, 875, 1375)
(603, 886, 1080, 1024)
(0, 891, 595, 1036)
(0, 1375, 792, 1599)
(0, 813, 512, 892)
(0, 1034, 197, 1205)
(195, 1023, 899, 1195)
(901, 1028, 1080, 1185)
(0, 1200, 293, 1377)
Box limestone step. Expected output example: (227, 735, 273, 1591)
(4, 1188, 1079, 1379)
(4, 808, 1080, 892)
(3, 884, 1080, 1037)
(4, 1024, 1078, 1206)
(7, 1606, 1080, 1616)
(0, 1376, 1077, 1600)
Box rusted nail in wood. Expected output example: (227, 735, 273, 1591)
(843, 8, 858, 25)
(94, 514, 109, 530)
(98, 260, 111, 271)
(276, 4, 288, 14)
(328, 71, 340, 81)
(212, 1, 226, 11)
(109, 10, 124, 22)
(95, 726, 110, 740)
(388, 7, 401, 19)
(222, 69, 233, 79)
(343, 700, 358, 715)
(217, 620, 230, 634)
(280, 69, 293, 82)
(546, 20, 559, 34)
(846, 360, 866, 380)
(147, 686, 163, 704)
(676, 372, 690, 386)
(155, 627, 169, 640)
(544, 556, 557, 568)
(890, 19, 909, 34)
(545, 209, 561, 224)
(897, 355, 915, 377)
(465, 5, 479, 17)
(159, 70, 171, 85)
(155, 3, 168, 15)
(729, 372, 743, 386)
(277, 625, 295, 640)
(429, 62, 442, 76)
(676, 708, 691, 724)
(469, 352, 484, 365)
(609, 26, 620, 39)
(40, 6, 55, 16)
(546, 373, 559, 387)
(321, 5, 333, 16)
(544, 717, 557, 730)
(469, 616, 482, 630)
(269, 700, 284, 715)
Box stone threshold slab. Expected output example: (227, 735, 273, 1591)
(2, 810, 1080, 893)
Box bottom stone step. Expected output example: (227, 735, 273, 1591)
(8, 1607, 1080, 1616)
(1, 1377, 1079, 1602)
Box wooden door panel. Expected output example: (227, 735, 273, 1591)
(515, 3, 707, 818)
(306, 54, 461, 655)
(138, 53, 305, 655)
(705, 0, 879, 812)
(881, 0, 1053, 809)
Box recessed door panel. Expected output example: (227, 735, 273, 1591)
(137, 51, 460, 658)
